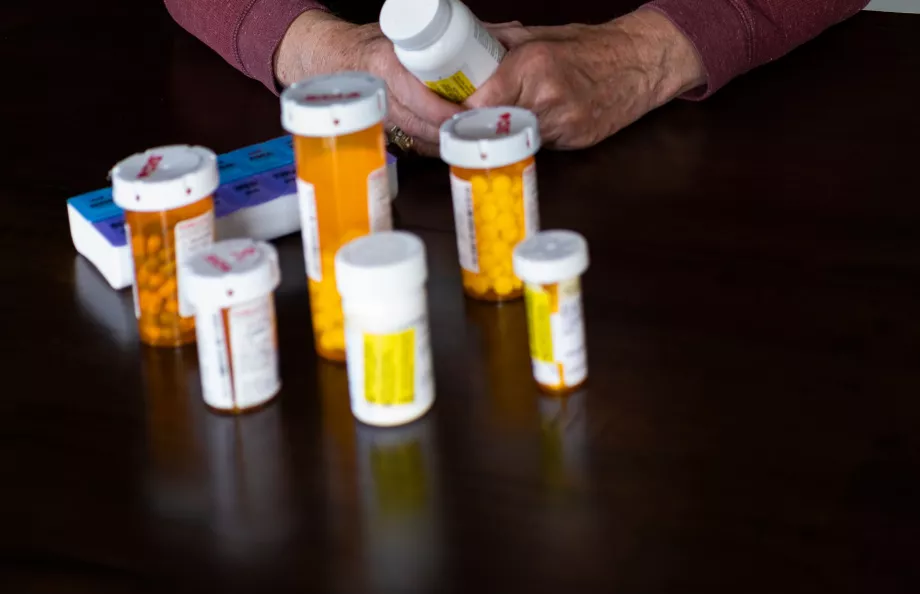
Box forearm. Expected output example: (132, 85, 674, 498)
(645, 0, 871, 97)
(163, 0, 327, 92)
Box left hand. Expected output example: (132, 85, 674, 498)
(471, 9, 706, 150)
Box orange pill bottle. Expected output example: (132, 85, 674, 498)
(112, 145, 218, 347)
(280, 72, 393, 362)
(439, 107, 541, 302)
(513, 230, 590, 394)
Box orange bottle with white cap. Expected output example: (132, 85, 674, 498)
(111, 145, 218, 347)
(439, 107, 541, 302)
(280, 72, 393, 362)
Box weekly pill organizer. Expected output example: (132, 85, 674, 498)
(67, 135, 399, 290)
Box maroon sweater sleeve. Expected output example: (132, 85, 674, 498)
(646, 0, 870, 98)
(163, 0, 327, 92)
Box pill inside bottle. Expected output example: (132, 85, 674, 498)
(111, 145, 218, 347)
(513, 230, 590, 394)
(335, 231, 435, 427)
(280, 72, 393, 363)
(440, 107, 542, 302)
(184, 239, 282, 414)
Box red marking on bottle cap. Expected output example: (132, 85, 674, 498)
(186, 188, 192, 195)
(495, 113, 512, 136)
(333, 119, 340, 126)
(227, 289, 234, 297)
(206, 254, 232, 273)
(137, 154, 163, 179)
(231, 246, 257, 261)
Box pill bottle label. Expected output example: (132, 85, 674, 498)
(346, 316, 433, 408)
(196, 295, 279, 411)
(449, 174, 479, 273)
(297, 178, 322, 281)
(426, 70, 478, 103)
(126, 223, 141, 319)
(472, 18, 507, 64)
(367, 166, 393, 232)
(525, 278, 587, 388)
(522, 163, 540, 236)
(175, 210, 215, 318)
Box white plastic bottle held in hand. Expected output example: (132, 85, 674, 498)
(513, 230, 590, 394)
(379, 0, 506, 103)
(184, 239, 282, 413)
(336, 231, 435, 426)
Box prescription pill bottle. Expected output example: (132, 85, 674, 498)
(184, 239, 282, 413)
(440, 106, 541, 302)
(513, 230, 590, 394)
(379, 0, 505, 103)
(112, 145, 218, 347)
(280, 72, 393, 363)
(335, 231, 434, 427)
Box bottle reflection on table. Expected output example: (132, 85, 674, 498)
(463, 299, 536, 432)
(538, 389, 589, 495)
(318, 360, 443, 593)
(140, 345, 294, 568)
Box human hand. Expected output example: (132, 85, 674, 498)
(467, 9, 706, 150)
(275, 11, 462, 156)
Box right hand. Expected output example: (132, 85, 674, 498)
(275, 10, 462, 156)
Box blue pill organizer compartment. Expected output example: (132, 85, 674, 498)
(67, 136, 398, 290)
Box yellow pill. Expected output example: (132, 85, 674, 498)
(313, 310, 336, 333)
(157, 277, 177, 297)
(159, 312, 178, 326)
(144, 258, 160, 274)
(480, 254, 499, 273)
(140, 292, 162, 315)
(511, 178, 523, 196)
(131, 235, 146, 258)
(471, 175, 489, 195)
(136, 267, 150, 287)
(480, 203, 498, 222)
(479, 224, 499, 242)
(148, 273, 165, 290)
(492, 175, 511, 194)
(496, 193, 514, 212)
(490, 241, 511, 260)
(321, 328, 346, 351)
(512, 277, 523, 290)
(487, 265, 507, 280)
(499, 226, 519, 243)
(146, 235, 162, 254)
(468, 276, 491, 295)
(495, 212, 515, 230)
(164, 299, 179, 314)
(494, 277, 514, 296)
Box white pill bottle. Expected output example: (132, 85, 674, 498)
(379, 0, 506, 103)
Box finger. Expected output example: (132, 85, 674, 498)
(482, 20, 523, 29)
(464, 62, 522, 109)
(486, 24, 533, 49)
(389, 72, 463, 129)
(387, 98, 443, 146)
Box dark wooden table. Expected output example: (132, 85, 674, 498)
(3, 2, 920, 592)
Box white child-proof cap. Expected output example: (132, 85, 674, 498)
(440, 106, 541, 169)
(183, 239, 281, 310)
(281, 72, 388, 137)
(380, 0, 451, 51)
(111, 145, 219, 212)
(335, 231, 428, 299)
(513, 230, 589, 285)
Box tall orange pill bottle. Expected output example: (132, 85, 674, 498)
(440, 107, 541, 302)
(112, 145, 218, 347)
(280, 72, 393, 362)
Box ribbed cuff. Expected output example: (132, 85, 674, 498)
(645, 0, 751, 100)
(237, 0, 328, 94)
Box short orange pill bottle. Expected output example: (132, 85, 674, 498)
(112, 145, 218, 347)
(439, 107, 541, 302)
(280, 72, 393, 362)
(513, 230, 590, 394)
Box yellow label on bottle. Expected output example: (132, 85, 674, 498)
(525, 284, 554, 363)
(364, 327, 416, 405)
(426, 71, 477, 103)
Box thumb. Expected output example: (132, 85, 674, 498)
(465, 64, 519, 109)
